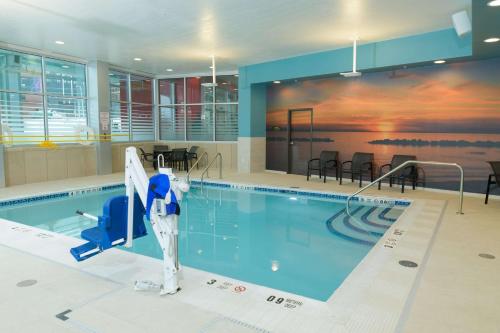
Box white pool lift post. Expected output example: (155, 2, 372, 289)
(124, 146, 190, 295)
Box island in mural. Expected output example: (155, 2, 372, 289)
(266, 58, 500, 193)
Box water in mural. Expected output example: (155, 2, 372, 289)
(266, 58, 500, 193)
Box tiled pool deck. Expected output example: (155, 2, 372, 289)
(0, 170, 499, 333)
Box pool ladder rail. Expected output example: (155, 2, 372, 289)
(187, 152, 208, 183)
(157, 153, 166, 169)
(200, 153, 223, 190)
(346, 160, 465, 217)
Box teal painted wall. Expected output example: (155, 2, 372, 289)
(238, 28, 472, 138)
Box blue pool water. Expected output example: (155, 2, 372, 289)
(0, 185, 405, 301)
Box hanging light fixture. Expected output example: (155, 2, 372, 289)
(201, 55, 218, 87)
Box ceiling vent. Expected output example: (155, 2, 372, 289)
(340, 39, 362, 78)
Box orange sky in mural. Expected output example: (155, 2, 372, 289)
(267, 62, 500, 133)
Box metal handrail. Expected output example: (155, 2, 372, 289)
(346, 160, 464, 215)
(200, 153, 222, 189)
(186, 152, 208, 182)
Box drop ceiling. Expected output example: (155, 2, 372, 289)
(0, 0, 471, 75)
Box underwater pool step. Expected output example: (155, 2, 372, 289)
(325, 206, 397, 246)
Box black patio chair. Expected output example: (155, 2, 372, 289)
(170, 148, 188, 171)
(339, 152, 374, 187)
(187, 146, 200, 169)
(485, 161, 500, 204)
(378, 154, 417, 193)
(306, 151, 339, 181)
(138, 148, 155, 167)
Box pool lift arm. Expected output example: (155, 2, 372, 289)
(70, 147, 189, 296)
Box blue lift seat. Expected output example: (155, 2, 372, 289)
(70, 193, 147, 262)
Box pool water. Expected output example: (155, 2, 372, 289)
(0, 186, 405, 301)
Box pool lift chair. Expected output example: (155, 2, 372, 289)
(70, 147, 189, 295)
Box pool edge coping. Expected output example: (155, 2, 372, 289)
(0, 178, 411, 208)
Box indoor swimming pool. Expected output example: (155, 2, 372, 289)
(0, 184, 407, 301)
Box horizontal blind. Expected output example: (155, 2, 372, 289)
(160, 105, 185, 140)
(0, 92, 44, 144)
(110, 101, 129, 142)
(131, 103, 154, 141)
(215, 104, 238, 141)
(47, 96, 87, 140)
(186, 104, 213, 141)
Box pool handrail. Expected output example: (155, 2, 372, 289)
(200, 153, 222, 190)
(186, 152, 208, 183)
(346, 160, 464, 216)
(157, 153, 165, 168)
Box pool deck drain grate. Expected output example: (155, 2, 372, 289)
(16, 279, 37, 287)
(399, 260, 418, 268)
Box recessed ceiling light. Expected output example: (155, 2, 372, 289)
(234, 74, 239, 77)
(61, 65, 69, 69)
(133, 57, 142, 61)
(488, 0, 500, 6)
(434, 60, 446, 64)
(166, 68, 173, 72)
(55, 40, 64, 45)
(273, 80, 281, 84)
(484, 37, 500, 43)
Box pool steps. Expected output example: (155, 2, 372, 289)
(326, 206, 400, 245)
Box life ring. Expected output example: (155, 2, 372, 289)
(1, 124, 13, 147)
(73, 125, 95, 145)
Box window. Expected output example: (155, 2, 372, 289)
(216, 75, 238, 103)
(130, 75, 154, 141)
(158, 74, 238, 141)
(159, 105, 184, 140)
(215, 104, 238, 141)
(0, 48, 87, 145)
(186, 104, 213, 141)
(108, 71, 154, 142)
(159, 78, 184, 104)
(44, 59, 87, 139)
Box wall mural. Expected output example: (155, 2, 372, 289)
(266, 57, 500, 193)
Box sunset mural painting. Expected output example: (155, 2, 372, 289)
(266, 58, 500, 193)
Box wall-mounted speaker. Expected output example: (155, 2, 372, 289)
(452, 10, 471, 37)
